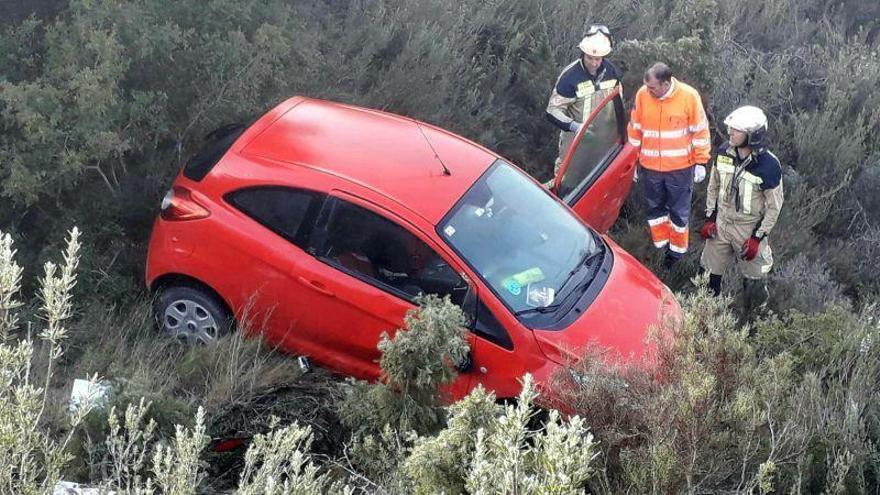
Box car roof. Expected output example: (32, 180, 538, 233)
(237, 97, 498, 224)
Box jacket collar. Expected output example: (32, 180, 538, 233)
(724, 144, 759, 165)
(578, 58, 607, 82)
(659, 77, 677, 100)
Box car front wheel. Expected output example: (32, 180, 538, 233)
(154, 285, 232, 345)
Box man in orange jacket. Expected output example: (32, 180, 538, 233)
(627, 63, 712, 267)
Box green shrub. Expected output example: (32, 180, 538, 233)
(768, 253, 848, 315)
(4, 0, 880, 309)
(405, 376, 599, 495)
(0, 227, 91, 493)
(3, 0, 880, 491)
(549, 279, 880, 493)
(334, 295, 469, 489)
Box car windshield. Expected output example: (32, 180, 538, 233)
(439, 160, 600, 315)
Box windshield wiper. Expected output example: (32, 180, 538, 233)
(581, 249, 602, 266)
(557, 248, 602, 296)
(514, 250, 603, 318)
(556, 248, 592, 293)
(514, 279, 585, 317)
(514, 299, 569, 317)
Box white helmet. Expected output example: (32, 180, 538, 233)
(723, 106, 767, 134)
(578, 28, 612, 57)
(724, 106, 768, 149)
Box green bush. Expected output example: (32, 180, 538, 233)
(334, 295, 469, 488)
(3, 0, 879, 308)
(0, 228, 348, 493)
(3, 0, 880, 492)
(549, 280, 880, 493)
(406, 376, 599, 495)
(768, 253, 848, 315)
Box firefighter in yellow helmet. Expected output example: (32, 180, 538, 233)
(546, 25, 621, 177)
(700, 106, 784, 311)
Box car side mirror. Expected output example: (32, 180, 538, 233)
(454, 286, 477, 374)
(460, 284, 477, 328)
(455, 349, 473, 373)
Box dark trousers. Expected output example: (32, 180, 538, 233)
(642, 166, 694, 257)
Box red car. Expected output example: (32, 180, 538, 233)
(146, 88, 675, 401)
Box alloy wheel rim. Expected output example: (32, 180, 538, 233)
(163, 299, 220, 345)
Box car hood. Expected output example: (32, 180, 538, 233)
(531, 238, 679, 366)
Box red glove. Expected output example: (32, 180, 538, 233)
(700, 221, 717, 240)
(741, 236, 761, 261)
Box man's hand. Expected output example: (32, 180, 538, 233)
(740, 236, 761, 261)
(694, 164, 707, 183)
(568, 121, 582, 133)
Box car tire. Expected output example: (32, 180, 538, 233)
(154, 284, 232, 345)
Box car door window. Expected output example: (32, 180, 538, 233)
(226, 187, 323, 249)
(317, 200, 468, 305)
(557, 94, 625, 200)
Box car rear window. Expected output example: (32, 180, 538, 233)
(183, 123, 247, 181)
(225, 187, 323, 249)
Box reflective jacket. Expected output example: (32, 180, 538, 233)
(627, 78, 711, 172)
(546, 59, 621, 131)
(706, 144, 784, 238)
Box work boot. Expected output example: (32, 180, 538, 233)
(708, 273, 722, 297)
(742, 278, 769, 315)
(663, 252, 680, 270)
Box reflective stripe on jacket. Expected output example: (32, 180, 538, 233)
(627, 78, 711, 172)
(706, 144, 784, 238)
(546, 59, 620, 131)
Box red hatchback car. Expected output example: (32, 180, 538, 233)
(146, 88, 675, 401)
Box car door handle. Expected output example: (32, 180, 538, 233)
(297, 276, 335, 297)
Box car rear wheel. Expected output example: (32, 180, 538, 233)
(155, 285, 232, 345)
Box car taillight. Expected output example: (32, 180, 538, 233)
(160, 186, 210, 221)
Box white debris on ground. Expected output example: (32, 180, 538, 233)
(68, 378, 111, 415)
(53, 481, 105, 495)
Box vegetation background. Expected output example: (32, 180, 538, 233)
(1, 0, 879, 493)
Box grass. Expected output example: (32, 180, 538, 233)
(47, 296, 347, 489)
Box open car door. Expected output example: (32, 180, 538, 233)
(551, 86, 638, 234)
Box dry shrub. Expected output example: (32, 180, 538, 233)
(768, 253, 848, 315)
(546, 280, 880, 494)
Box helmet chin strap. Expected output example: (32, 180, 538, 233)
(732, 134, 752, 157)
(749, 132, 767, 154)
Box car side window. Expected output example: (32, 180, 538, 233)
(226, 187, 323, 249)
(317, 200, 468, 305)
(557, 94, 625, 200)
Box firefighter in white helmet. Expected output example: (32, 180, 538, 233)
(546, 25, 621, 177)
(700, 105, 784, 311)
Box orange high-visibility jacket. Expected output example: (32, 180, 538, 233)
(627, 78, 712, 172)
